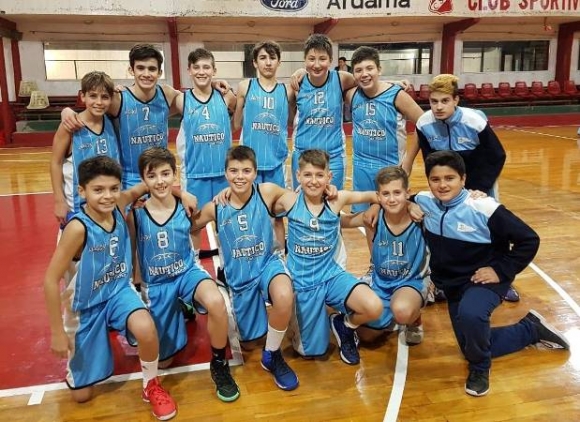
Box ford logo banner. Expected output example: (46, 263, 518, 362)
(260, 0, 308, 12)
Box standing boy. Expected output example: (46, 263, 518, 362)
(347, 166, 429, 345)
(193, 145, 299, 391)
(271, 149, 383, 364)
(128, 147, 240, 402)
(414, 150, 569, 397)
(44, 156, 177, 421)
(51, 71, 120, 226)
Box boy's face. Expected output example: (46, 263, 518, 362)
(129, 58, 162, 91)
(225, 159, 257, 196)
(353, 59, 381, 92)
(142, 163, 176, 200)
(78, 175, 121, 215)
(81, 88, 112, 117)
(429, 91, 459, 120)
(427, 165, 465, 202)
(253, 48, 280, 79)
(377, 179, 409, 215)
(297, 163, 331, 197)
(305, 48, 331, 78)
(188, 58, 216, 90)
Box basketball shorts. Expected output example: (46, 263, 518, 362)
(351, 165, 379, 213)
(256, 163, 286, 188)
(183, 175, 229, 208)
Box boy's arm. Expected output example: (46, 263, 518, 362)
(191, 201, 217, 233)
(50, 124, 73, 226)
(332, 190, 378, 212)
(60, 107, 85, 132)
(162, 84, 184, 116)
(396, 92, 425, 174)
(118, 182, 149, 210)
(338, 71, 356, 92)
(44, 220, 85, 358)
(286, 85, 297, 127)
(211, 79, 231, 94)
(340, 211, 365, 229)
(126, 211, 143, 287)
(223, 88, 237, 116)
(344, 86, 356, 109)
(233, 79, 250, 131)
(487, 205, 540, 283)
(473, 125, 507, 192)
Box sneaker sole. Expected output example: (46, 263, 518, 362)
(465, 385, 489, 397)
(142, 398, 177, 421)
(216, 390, 240, 402)
(260, 361, 300, 391)
(528, 309, 570, 350)
(330, 314, 360, 365)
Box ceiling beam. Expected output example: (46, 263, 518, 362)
(314, 18, 339, 34)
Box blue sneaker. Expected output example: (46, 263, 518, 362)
(261, 349, 299, 391)
(330, 313, 360, 365)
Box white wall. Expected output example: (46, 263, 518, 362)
(572, 37, 580, 84)
(0, 37, 15, 102)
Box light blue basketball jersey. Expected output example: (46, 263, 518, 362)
(372, 209, 430, 287)
(66, 207, 132, 311)
(216, 185, 277, 292)
(116, 86, 170, 188)
(66, 115, 119, 213)
(241, 79, 288, 171)
(177, 89, 232, 179)
(294, 70, 345, 157)
(133, 198, 197, 285)
(351, 85, 406, 169)
(285, 191, 346, 290)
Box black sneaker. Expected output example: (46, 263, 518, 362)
(178, 298, 196, 322)
(465, 369, 490, 397)
(330, 313, 360, 365)
(523, 309, 570, 350)
(210, 360, 240, 402)
(504, 286, 520, 302)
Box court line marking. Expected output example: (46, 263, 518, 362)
(0, 191, 52, 197)
(505, 128, 578, 141)
(529, 262, 580, 318)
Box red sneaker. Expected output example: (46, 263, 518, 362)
(142, 377, 177, 421)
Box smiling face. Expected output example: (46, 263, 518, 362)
(305, 48, 331, 80)
(129, 58, 162, 91)
(226, 159, 257, 197)
(188, 58, 216, 91)
(429, 91, 459, 120)
(427, 164, 466, 202)
(78, 175, 121, 216)
(142, 162, 176, 201)
(297, 163, 331, 199)
(377, 179, 409, 215)
(353, 59, 381, 93)
(81, 88, 112, 118)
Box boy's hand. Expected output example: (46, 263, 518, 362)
(363, 203, 381, 229)
(50, 330, 70, 358)
(61, 108, 85, 132)
(114, 84, 127, 92)
(471, 266, 500, 284)
(212, 79, 231, 95)
(181, 191, 198, 218)
(54, 200, 70, 227)
(324, 184, 339, 200)
(468, 189, 488, 199)
(408, 202, 425, 222)
(213, 187, 232, 206)
(290, 68, 307, 91)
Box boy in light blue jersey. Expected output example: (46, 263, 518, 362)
(193, 145, 299, 391)
(51, 71, 120, 227)
(269, 149, 383, 365)
(44, 156, 177, 421)
(347, 166, 429, 346)
(128, 147, 240, 403)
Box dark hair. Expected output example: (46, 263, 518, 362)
(252, 41, 281, 62)
(80, 71, 114, 96)
(350, 46, 380, 69)
(78, 156, 122, 187)
(304, 34, 333, 59)
(338, 56, 347, 62)
(424, 150, 466, 178)
(375, 166, 409, 190)
(225, 145, 257, 171)
(188, 48, 215, 68)
(129, 44, 164, 69)
(138, 147, 176, 178)
(298, 149, 329, 170)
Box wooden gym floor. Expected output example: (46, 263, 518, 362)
(0, 125, 579, 421)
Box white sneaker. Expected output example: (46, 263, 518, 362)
(404, 322, 423, 346)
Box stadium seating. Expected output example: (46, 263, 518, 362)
(406, 84, 419, 101)
(547, 80, 568, 99)
(513, 81, 532, 100)
(418, 84, 430, 103)
(497, 82, 514, 101)
(462, 83, 479, 103)
(563, 80, 580, 99)
(531, 81, 551, 100)
(479, 83, 500, 102)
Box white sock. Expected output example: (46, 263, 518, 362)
(344, 314, 359, 330)
(265, 324, 287, 352)
(141, 356, 159, 389)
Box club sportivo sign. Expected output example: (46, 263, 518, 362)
(260, 0, 309, 12)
